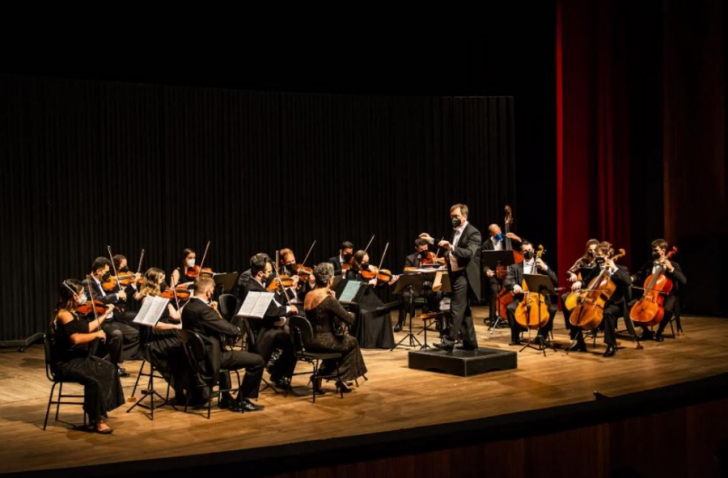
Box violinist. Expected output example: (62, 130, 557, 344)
(50, 279, 124, 433)
(420, 203, 482, 351)
(631, 239, 686, 342)
(109, 254, 142, 318)
(170, 248, 198, 288)
(182, 276, 265, 412)
(394, 238, 442, 332)
(279, 248, 308, 302)
(483, 224, 523, 322)
(83, 257, 141, 374)
(241, 253, 299, 391)
(328, 241, 354, 277)
(503, 241, 558, 346)
(567, 242, 631, 356)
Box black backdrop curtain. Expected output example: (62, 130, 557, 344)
(0, 74, 516, 341)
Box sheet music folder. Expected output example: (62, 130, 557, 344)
(236, 291, 275, 319)
(332, 278, 366, 304)
(132, 296, 170, 327)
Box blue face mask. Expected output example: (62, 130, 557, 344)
(495, 233, 504, 242)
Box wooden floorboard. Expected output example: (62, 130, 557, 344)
(1, 308, 726, 475)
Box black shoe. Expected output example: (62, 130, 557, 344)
(603, 346, 616, 357)
(455, 344, 478, 351)
(393, 322, 403, 332)
(273, 376, 292, 391)
(508, 340, 520, 346)
(117, 367, 129, 378)
(313, 386, 326, 395)
(231, 398, 265, 412)
(568, 341, 587, 352)
(336, 381, 352, 393)
(640, 330, 654, 341)
(654, 333, 664, 342)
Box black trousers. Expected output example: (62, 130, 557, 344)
(506, 297, 556, 343)
(100, 318, 140, 362)
(568, 302, 620, 347)
(487, 276, 501, 319)
(445, 271, 478, 348)
(219, 350, 265, 399)
(637, 294, 677, 336)
(255, 326, 297, 380)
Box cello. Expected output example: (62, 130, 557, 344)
(569, 249, 626, 331)
(513, 245, 550, 329)
(629, 247, 678, 327)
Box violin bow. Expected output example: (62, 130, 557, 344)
(107, 245, 122, 295)
(299, 240, 317, 269)
(85, 275, 103, 357)
(363, 235, 375, 253)
(198, 240, 211, 274)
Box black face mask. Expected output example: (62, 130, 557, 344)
(160, 281, 169, 292)
(451, 217, 462, 228)
(595, 256, 606, 265)
(343, 253, 353, 262)
(361, 262, 370, 271)
(651, 251, 661, 260)
(102, 272, 111, 282)
(119, 266, 130, 273)
(523, 251, 534, 260)
(588, 250, 595, 257)
(419, 250, 429, 259)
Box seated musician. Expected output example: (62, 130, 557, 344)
(566, 242, 631, 357)
(181, 276, 265, 412)
(394, 238, 442, 332)
(241, 253, 299, 391)
(170, 248, 198, 289)
(631, 239, 686, 342)
(110, 253, 143, 319)
(304, 263, 368, 394)
(51, 279, 124, 434)
(328, 241, 354, 277)
(279, 248, 310, 302)
(83, 257, 141, 375)
(503, 242, 558, 346)
(560, 239, 599, 328)
(482, 224, 522, 323)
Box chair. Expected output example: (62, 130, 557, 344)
(288, 316, 344, 403)
(217, 294, 239, 322)
(42, 333, 87, 430)
(178, 329, 240, 419)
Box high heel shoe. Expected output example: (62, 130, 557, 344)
(336, 381, 352, 393)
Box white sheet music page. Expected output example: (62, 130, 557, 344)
(133, 296, 170, 327)
(237, 292, 274, 319)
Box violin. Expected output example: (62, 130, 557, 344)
(294, 240, 316, 282)
(420, 251, 446, 266)
(569, 249, 626, 331)
(360, 242, 398, 284)
(267, 275, 294, 291)
(77, 299, 108, 317)
(629, 247, 678, 327)
(187, 241, 213, 278)
(101, 273, 139, 291)
(514, 245, 549, 329)
(160, 286, 191, 302)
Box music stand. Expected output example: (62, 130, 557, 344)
(214, 272, 240, 294)
(415, 270, 452, 348)
(482, 250, 515, 331)
(390, 274, 427, 350)
(520, 273, 557, 355)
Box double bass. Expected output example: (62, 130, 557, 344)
(496, 205, 524, 280)
(629, 247, 678, 327)
(569, 249, 626, 331)
(513, 245, 550, 329)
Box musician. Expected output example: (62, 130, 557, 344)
(182, 276, 265, 412)
(567, 242, 631, 357)
(421, 203, 482, 351)
(560, 239, 599, 327)
(631, 239, 687, 342)
(394, 238, 441, 332)
(279, 248, 309, 302)
(503, 241, 558, 346)
(241, 253, 299, 390)
(84, 257, 141, 374)
(170, 248, 198, 288)
(328, 241, 354, 277)
(51, 279, 124, 433)
(482, 224, 522, 322)
(108, 253, 143, 317)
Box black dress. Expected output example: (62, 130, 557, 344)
(344, 270, 395, 349)
(52, 314, 125, 425)
(305, 296, 368, 382)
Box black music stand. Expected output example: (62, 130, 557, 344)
(482, 250, 516, 332)
(390, 274, 427, 350)
(520, 274, 556, 355)
(214, 272, 240, 294)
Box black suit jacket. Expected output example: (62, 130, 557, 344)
(503, 261, 558, 301)
(445, 223, 482, 301)
(328, 255, 345, 276)
(244, 279, 291, 328)
(579, 264, 632, 305)
(404, 252, 421, 269)
(82, 277, 122, 305)
(632, 260, 686, 296)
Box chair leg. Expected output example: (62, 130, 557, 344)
(312, 360, 318, 404)
(43, 382, 58, 430)
(55, 382, 63, 421)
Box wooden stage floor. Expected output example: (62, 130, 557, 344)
(1, 308, 727, 476)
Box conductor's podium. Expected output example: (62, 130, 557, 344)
(408, 347, 517, 377)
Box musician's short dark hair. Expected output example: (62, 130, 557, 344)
(341, 241, 354, 251)
(415, 238, 428, 247)
(651, 239, 669, 250)
(313, 262, 334, 287)
(250, 253, 271, 276)
(91, 257, 111, 273)
(520, 241, 532, 250)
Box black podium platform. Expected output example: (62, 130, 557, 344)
(408, 347, 517, 377)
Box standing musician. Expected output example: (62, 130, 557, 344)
(420, 203, 482, 351)
(84, 257, 141, 374)
(394, 238, 442, 332)
(631, 239, 687, 342)
(182, 276, 265, 412)
(503, 241, 558, 346)
(170, 248, 199, 288)
(482, 224, 523, 322)
(51, 279, 124, 434)
(566, 242, 631, 357)
(560, 239, 600, 327)
(241, 253, 299, 390)
(329, 241, 355, 277)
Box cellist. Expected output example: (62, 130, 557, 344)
(503, 241, 558, 346)
(631, 239, 686, 342)
(567, 242, 631, 357)
(482, 224, 522, 323)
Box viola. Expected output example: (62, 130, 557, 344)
(629, 247, 678, 327)
(77, 299, 108, 317)
(570, 249, 626, 331)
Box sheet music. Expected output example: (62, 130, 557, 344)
(405, 267, 447, 274)
(236, 291, 275, 319)
(339, 280, 362, 302)
(132, 296, 170, 327)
